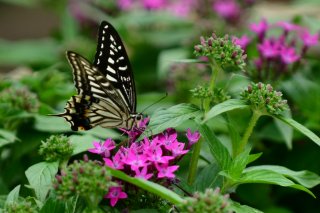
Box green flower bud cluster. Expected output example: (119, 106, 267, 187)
(39, 135, 74, 162)
(0, 87, 39, 113)
(194, 34, 246, 70)
(3, 198, 38, 213)
(0, 87, 39, 130)
(241, 82, 288, 115)
(53, 158, 115, 206)
(191, 86, 230, 106)
(176, 188, 232, 213)
(190, 85, 212, 99)
(212, 88, 231, 105)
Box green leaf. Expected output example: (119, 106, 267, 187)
(34, 115, 70, 132)
(230, 201, 264, 213)
(69, 134, 100, 155)
(247, 153, 263, 164)
(108, 168, 183, 205)
(144, 103, 202, 138)
(245, 165, 320, 188)
(199, 124, 232, 170)
(203, 99, 249, 123)
(5, 185, 20, 203)
(239, 169, 315, 197)
(229, 149, 251, 179)
(226, 119, 241, 157)
(274, 110, 293, 149)
(65, 196, 86, 213)
(40, 197, 65, 213)
(274, 115, 320, 146)
(194, 164, 223, 192)
(0, 129, 19, 148)
(25, 162, 59, 202)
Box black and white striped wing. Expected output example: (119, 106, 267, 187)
(55, 52, 132, 131)
(93, 21, 136, 113)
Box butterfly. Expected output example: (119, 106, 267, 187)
(53, 21, 143, 131)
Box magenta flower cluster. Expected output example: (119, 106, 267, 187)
(233, 19, 319, 80)
(89, 118, 200, 206)
(117, 0, 254, 19)
(117, 0, 196, 17)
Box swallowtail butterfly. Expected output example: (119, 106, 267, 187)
(53, 21, 143, 131)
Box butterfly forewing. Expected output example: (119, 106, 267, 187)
(93, 21, 136, 113)
(52, 21, 140, 131)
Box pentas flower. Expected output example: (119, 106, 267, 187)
(280, 46, 300, 64)
(134, 166, 153, 180)
(168, 1, 193, 17)
(299, 30, 319, 48)
(105, 186, 128, 207)
(244, 19, 318, 81)
(232, 35, 251, 51)
(258, 39, 281, 59)
(88, 139, 115, 158)
(89, 126, 201, 207)
(117, 0, 134, 10)
(156, 163, 179, 179)
(250, 19, 268, 41)
(213, 0, 240, 21)
(143, 0, 166, 10)
(186, 128, 201, 146)
(276, 21, 301, 34)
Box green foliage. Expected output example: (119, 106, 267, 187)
(53, 159, 115, 207)
(241, 82, 288, 115)
(194, 34, 246, 71)
(39, 135, 73, 162)
(175, 188, 233, 213)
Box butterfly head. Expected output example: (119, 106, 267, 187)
(130, 113, 148, 129)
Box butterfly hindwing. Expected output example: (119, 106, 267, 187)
(93, 21, 136, 113)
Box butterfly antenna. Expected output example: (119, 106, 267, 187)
(141, 92, 168, 114)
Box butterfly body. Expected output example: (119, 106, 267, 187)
(53, 21, 142, 131)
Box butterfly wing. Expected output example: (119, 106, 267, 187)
(54, 51, 133, 130)
(93, 21, 136, 113)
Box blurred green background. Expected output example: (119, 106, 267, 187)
(1, 0, 320, 212)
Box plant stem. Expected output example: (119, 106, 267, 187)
(209, 58, 222, 92)
(236, 110, 261, 156)
(203, 58, 222, 114)
(187, 138, 203, 184)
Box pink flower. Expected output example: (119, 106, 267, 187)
(134, 166, 153, 180)
(104, 152, 124, 170)
(168, 2, 193, 17)
(258, 39, 281, 58)
(170, 142, 188, 157)
(280, 46, 300, 64)
(143, 0, 166, 10)
(117, 0, 134, 10)
(88, 139, 115, 158)
(232, 35, 251, 50)
(300, 30, 319, 47)
(186, 128, 201, 146)
(250, 19, 268, 41)
(125, 151, 148, 170)
(276, 21, 301, 33)
(213, 0, 240, 20)
(146, 145, 174, 164)
(156, 164, 179, 179)
(105, 186, 127, 207)
(157, 128, 178, 150)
